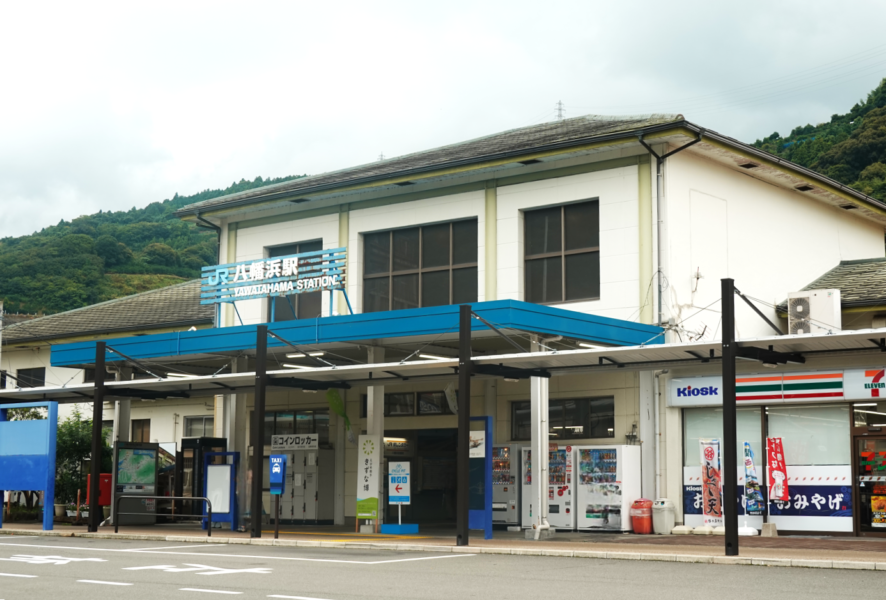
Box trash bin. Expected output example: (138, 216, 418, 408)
(652, 498, 676, 534)
(630, 498, 653, 534)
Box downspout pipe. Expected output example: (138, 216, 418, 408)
(637, 133, 703, 328)
(195, 213, 223, 328)
(653, 369, 669, 499)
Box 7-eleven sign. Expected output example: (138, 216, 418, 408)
(845, 368, 886, 400)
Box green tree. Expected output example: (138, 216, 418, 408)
(95, 235, 133, 267)
(54, 406, 112, 505)
(142, 242, 178, 267)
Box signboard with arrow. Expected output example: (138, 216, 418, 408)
(388, 461, 411, 505)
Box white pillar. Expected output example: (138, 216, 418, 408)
(639, 371, 655, 499)
(530, 375, 550, 535)
(224, 357, 249, 528)
(366, 347, 385, 436)
(112, 367, 132, 443)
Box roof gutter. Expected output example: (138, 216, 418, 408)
(174, 120, 691, 218)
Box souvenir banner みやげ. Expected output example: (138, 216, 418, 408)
(743, 442, 765, 515)
(767, 437, 789, 501)
(700, 439, 723, 527)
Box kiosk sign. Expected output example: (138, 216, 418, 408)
(388, 461, 411, 505)
(269, 455, 286, 496)
(201, 247, 346, 305)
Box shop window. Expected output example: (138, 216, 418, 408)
(682, 407, 762, 468)
(254, 409, 331, 446)
(83, 368, 95, 383)
(184, 416, 215, 438)
(767, 404, 849, 465)
(132, 419, 151, 443)
(266, 240, 324, 321)
(853, 401, 886, 427)
(362, 219, 478, 313)
(524, 201, 599, 304)
(511, 397, 614, 441)
(385, 393, 415, 416)
(16, 367, 45, 388)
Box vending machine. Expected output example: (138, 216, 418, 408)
(521, 446, 576, 530)
(492, 445, 521, 526)
(575, 445, 641, 532)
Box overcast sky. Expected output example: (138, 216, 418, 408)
(2, 1, 885, 238)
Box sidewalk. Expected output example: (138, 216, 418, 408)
(3, 522, 886, 571)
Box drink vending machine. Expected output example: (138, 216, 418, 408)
(521, 446, 575, 530)
(575, 445, 641, 532)
(492, 445, 521, 526)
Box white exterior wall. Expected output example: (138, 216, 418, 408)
(496, 165, 640, 321)
(664, 150, 885, 340)
(347, 189, 486, 311)
(231, 213, 341, 324)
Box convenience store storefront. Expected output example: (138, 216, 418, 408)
(671, 366, 886, 536)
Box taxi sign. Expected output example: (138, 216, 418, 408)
(269, 455, 286, 495)
(388, 461, 411, 505)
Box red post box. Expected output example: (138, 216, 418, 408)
(87, 473, 112, 506)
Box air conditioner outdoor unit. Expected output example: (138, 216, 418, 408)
(787, 289, 841, 335)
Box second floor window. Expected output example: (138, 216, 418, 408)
(524, 200, 600, 304)
(267, 240, 323, 321)
(16, 367, 46, 388)
(363, 219, 478, 312)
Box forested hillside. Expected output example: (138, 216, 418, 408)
(0, 175, 304, 315)
(752, 78, 886, 200)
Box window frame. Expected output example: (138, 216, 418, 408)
(15, 367, 46, 388)
(510, 396, 615, 441)
(523, 200, 600, 304)
(266, 239, 324, 321)
(131, 419, 151, 443)
(362, 219, 478, 312)
(183, 415, 215, 438)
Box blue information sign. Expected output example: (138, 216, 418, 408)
(269, 455, 286, 496)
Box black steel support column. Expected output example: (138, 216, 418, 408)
(721, 278, 739, 555)
(251, 325, 268, 538)
(456, 304, 472, 546)
(88, 342, 105, 533)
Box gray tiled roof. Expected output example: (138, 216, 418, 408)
(777, 258, 886, 311)
(175, 114, 683, 216)
(1, 279, 214, 345)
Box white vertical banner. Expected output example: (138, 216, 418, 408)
(356, 435, 381, 519)
(700, 439, 724, 528)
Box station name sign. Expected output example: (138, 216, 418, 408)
(201, 247, 346, 305)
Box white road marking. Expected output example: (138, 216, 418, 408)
(269, 596, 334, 600)
(0, 541, 474, 565)
(77, 580, 133, 586)
(0, 573, 37, 578)
(180, 589, 242, 595)
(123, 545, 229, 551)
(0, 555, 107, 565)
(123, 563, 272, 575)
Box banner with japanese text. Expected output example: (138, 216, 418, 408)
(700, 439, 723, 527)
(743, 442, 764, 515)
(356, 435, 381, 519)
(767, 437, 789, 501)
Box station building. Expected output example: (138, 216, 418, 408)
(4, 113, 886, 536)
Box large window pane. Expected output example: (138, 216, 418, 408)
(392, 274, 419, 310)
(296, 412, 314, 434)
(421, 270, 450, 307)
(418, 392, 451, 415)
(586, 398, 614, 438)
(512, 401, 531, 440)
(264, 413, 275, 446)
(299, 240, 323, 254)
(275, 412, 294, 436)
(16, 367, 45, 387)
(364, 232, 390, 275)
(525, 207, 561, 256)
(854, 401, 886, 426)
(682, 407, 762, 467)
(393, 228, 420, 271)
(268, 243, 301, 258)
(386, 393, 415, 416)
(273, 295, 297, 321)
(363, 277, 389, 313)
(315, 411, 329, 445)
(452, 220, 477, 265)
(525, 257, 562, 303)
(767, 404, 850, 465)
(564, 201, 599, 250)
(422, 223, 450, 268)
(512, 398, 613, 441)
(565, 252, 600, 301)
(452, 267, 478, 304)
(297, 291, 322, 319)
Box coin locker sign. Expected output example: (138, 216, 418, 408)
(356, 435, 382, 519)
(271, 434, 318, 451)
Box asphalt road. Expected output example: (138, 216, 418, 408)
(0, 536, 881, 600)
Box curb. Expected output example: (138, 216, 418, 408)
(0, 529, 882, 571)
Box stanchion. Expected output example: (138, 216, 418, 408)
(274, 495, 280, 540)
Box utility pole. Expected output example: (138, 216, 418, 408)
(251, 326, 268, 538)
(556, 101, 565, 121)
(88, 342, 105, 533)
(456, 305, 472, 546)
(721, 278, 739, 556)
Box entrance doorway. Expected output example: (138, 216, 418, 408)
(385, 428, 457, 527)
(854, 435, 886, 536)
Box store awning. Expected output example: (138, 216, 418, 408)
(4, 327, 886, 405)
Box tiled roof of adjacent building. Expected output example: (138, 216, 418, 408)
(175, 114, 683, 216)
(777, 257, 886, 312)
(1, 279, 214, 345)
